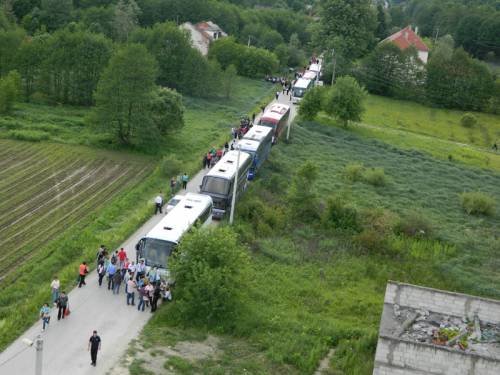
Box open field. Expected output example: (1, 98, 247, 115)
(363, 95, 500, 148)
(0, 78, 275, 350)
(0, 140, 154, 281)
(125, 113, 500, 374)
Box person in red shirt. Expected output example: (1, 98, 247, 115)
(117, 248, 127, 269)
(78, 262, 88, 288)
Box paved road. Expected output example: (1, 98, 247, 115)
(0, 93, 296, 375)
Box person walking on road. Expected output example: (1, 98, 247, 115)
(181, 173, 189, 190)
(56, 291, 68, 320)
(40, 303, 51, 331)
(88, 330, 101, 367)
(137, 285, 147, 312)
(50, 276, 60, 305)
(107, 262, 116, 290)
(78, 262, 88, 288)
(112, 271, 122, 295)
(151, 284, 161, 312)
(126, 275, 136, 305)
(154, 192, 163, 214)
(275, 91, 280, 100)
(117, 247, 127, 269)
(97, 261, 105, 287)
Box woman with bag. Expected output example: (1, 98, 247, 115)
(56, 291, 69, 320)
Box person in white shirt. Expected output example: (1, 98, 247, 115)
(50, 276, 60, 305)
(154, 192, 163, 214)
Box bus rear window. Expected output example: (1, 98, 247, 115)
(201, 177, 230, 195)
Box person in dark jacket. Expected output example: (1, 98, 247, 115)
(56, 291, 68, 320)
(112, 272, 122, 295)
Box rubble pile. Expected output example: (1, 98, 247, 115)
(393, 304, 500, 356)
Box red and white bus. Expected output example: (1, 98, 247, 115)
(259, 103, 290, 139)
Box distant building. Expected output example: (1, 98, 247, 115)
(180, 21, 227, 56)
(381, 26, 429, 64)
(374, 281, 500, 375)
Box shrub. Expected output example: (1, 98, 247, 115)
(159, 156, 183, 178)
(322, 196, 360, 232)
(460, 112, 477, 128)
(7, 130, 50, 142)
(287, 161, 320, 220)
(354, 229, 387, 253)
(363, 167, 387, 186)
(170, 227, 250, 328)
(460, 191, 496, 216)
(394, 212, 433, 238)
(343, 162, 364, 182)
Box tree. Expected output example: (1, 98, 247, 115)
(92, 44, 159, 146)
(0, 27, 25, 76)
(455, 14, 483, 57)
(14, 34, 48, 101)
(375, 3, 388, 40)
(113, 0, 140, 41)
(39, 0, 73, 31)
(299, 86, 326, 120)
(150, 87, 184, 134)
(170, 227, 250, 327)
(316, 0, 376, 60)
(221, 64, 237, 99)
(426, 48, 495, 111)
(324, 76, 367, 127)
(0, 70, 21, 114)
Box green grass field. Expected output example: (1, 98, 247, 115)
(0, 77, 275, 350)
(125, 110, 500, 374)
(317, 95, 500, 172)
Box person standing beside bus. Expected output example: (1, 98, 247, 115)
(154, 192, 163, 214)
(181, 173, 189, 190)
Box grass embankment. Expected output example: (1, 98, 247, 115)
(317, 95, 500, 171)
(127, 113, 500, 374)
(0, 77, 275, 351)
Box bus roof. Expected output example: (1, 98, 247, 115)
(309, 63, 321, 73)
(205, 150, 251, 181)
(145, 193, 212, 244)
(238, 139, 260, 153)
(243, 125, 273, 142)
(294, 78, 312, 89)
(303, 71, 317, 80)
(261, 103, 291, 122)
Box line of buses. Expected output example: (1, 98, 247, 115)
(135, 102, 291, 277)
(291, 61, 323, 104)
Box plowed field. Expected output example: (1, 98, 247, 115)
(0, 139, 153, 280)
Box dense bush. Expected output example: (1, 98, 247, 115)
(7, 129, 50, 142)
(460, 112, 477, 128)
(322, 196, 360, 232)
(363, 167, 387, 186)
(170, 227, 250, 328)
(460, 191, 496, 216)
(287, 161, 320, 220)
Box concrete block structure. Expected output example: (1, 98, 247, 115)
(374, 281, 500, 375)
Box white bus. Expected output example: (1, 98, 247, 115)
(243, 125, 273, 144)
(238, 125, 273, 180)
(200, 150, 252, 219)
(135, 193, 213, 275)
(309, 63, 321, 76)
(303, 70, 318, 82)
(292, 78, 314, 104)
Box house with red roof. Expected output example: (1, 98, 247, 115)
(381, 26, 429, 64)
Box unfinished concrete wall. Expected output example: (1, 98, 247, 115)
(374, 337, 500, 375)
(384, 282, 500, 325)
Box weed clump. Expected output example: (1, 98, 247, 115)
(343, 162, 364, 182)
(7, 130, 50, 142)
(322, 196, 359, 232)
(363, 167, 387, 186)
(395, 212, 433, 238)
(460, 191, 496, 216)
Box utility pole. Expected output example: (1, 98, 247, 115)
(229, 147, 240, 225)
(434, 26, 440, 43)
(247, 35, 252, 47)
(35, 335, 43, 375)
(331, 48, 336, 86)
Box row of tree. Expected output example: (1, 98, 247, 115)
(389, 0, 500, 59)
(355, 37, 497, 112)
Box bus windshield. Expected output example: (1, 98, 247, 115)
(292, 87, 307, 98)
(201, 176, 230, 195)
(142, 238, 176, 268)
